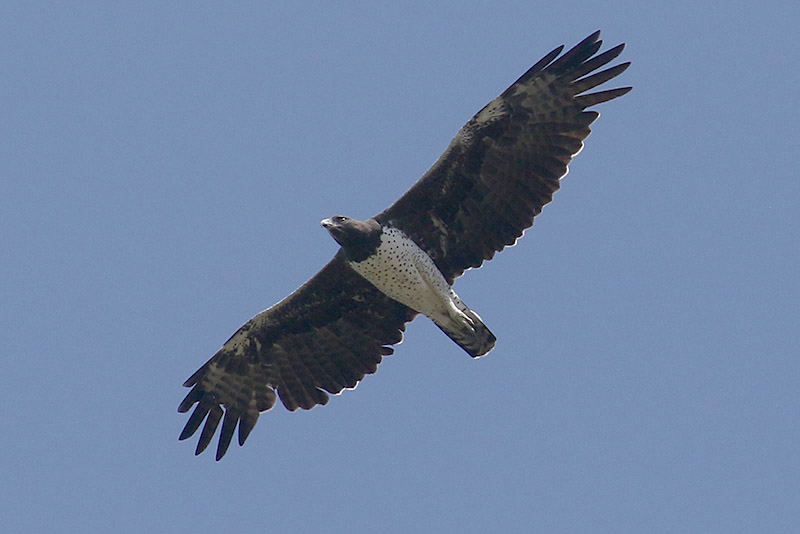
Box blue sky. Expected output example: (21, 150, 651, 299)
(2, 2, 798, 532)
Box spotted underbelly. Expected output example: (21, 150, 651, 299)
(347, 226, 452, 315)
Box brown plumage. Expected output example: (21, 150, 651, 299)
(179, 254, 416, 459)
(376, 31, 630, 282)
(179, 31, 631, 460)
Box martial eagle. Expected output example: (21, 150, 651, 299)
(179, 31, 631, 460)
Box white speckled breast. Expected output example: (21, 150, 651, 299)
(347, 226, 453, 316)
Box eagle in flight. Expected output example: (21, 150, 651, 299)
(179, 31, 631, 459)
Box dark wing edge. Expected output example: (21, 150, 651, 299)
(178, 252, 417, 460)
(375, 30, 631, 282)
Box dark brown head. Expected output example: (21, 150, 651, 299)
(321, 216, 382, 262)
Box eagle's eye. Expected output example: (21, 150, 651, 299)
(334, 216, 347, 223)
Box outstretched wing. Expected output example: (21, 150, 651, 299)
(178, 252, 416, 460)
(375, 31, 631, 283)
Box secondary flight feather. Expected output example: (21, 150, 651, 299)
(179, 31, 631, 460)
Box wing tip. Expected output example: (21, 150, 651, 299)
(178, 400, 248, 461)
(617, 85, 633, 96)
(575, 85, 632, 109)
(571, 30, 602, 49)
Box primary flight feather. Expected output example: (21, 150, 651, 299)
(179, 31, 631, 460)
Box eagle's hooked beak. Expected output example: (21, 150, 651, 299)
(321, 217, 346, 247)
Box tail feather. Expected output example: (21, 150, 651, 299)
(434, 308, 496, 358)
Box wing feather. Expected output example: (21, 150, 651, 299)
(375, 31, 631, 282)
(178, 252, 416, 459)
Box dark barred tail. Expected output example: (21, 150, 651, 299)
(435, 308, 496, 358)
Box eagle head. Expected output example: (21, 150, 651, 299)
(321, 216, 382, 260)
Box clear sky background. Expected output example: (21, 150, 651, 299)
(2, 2, 798, 533)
